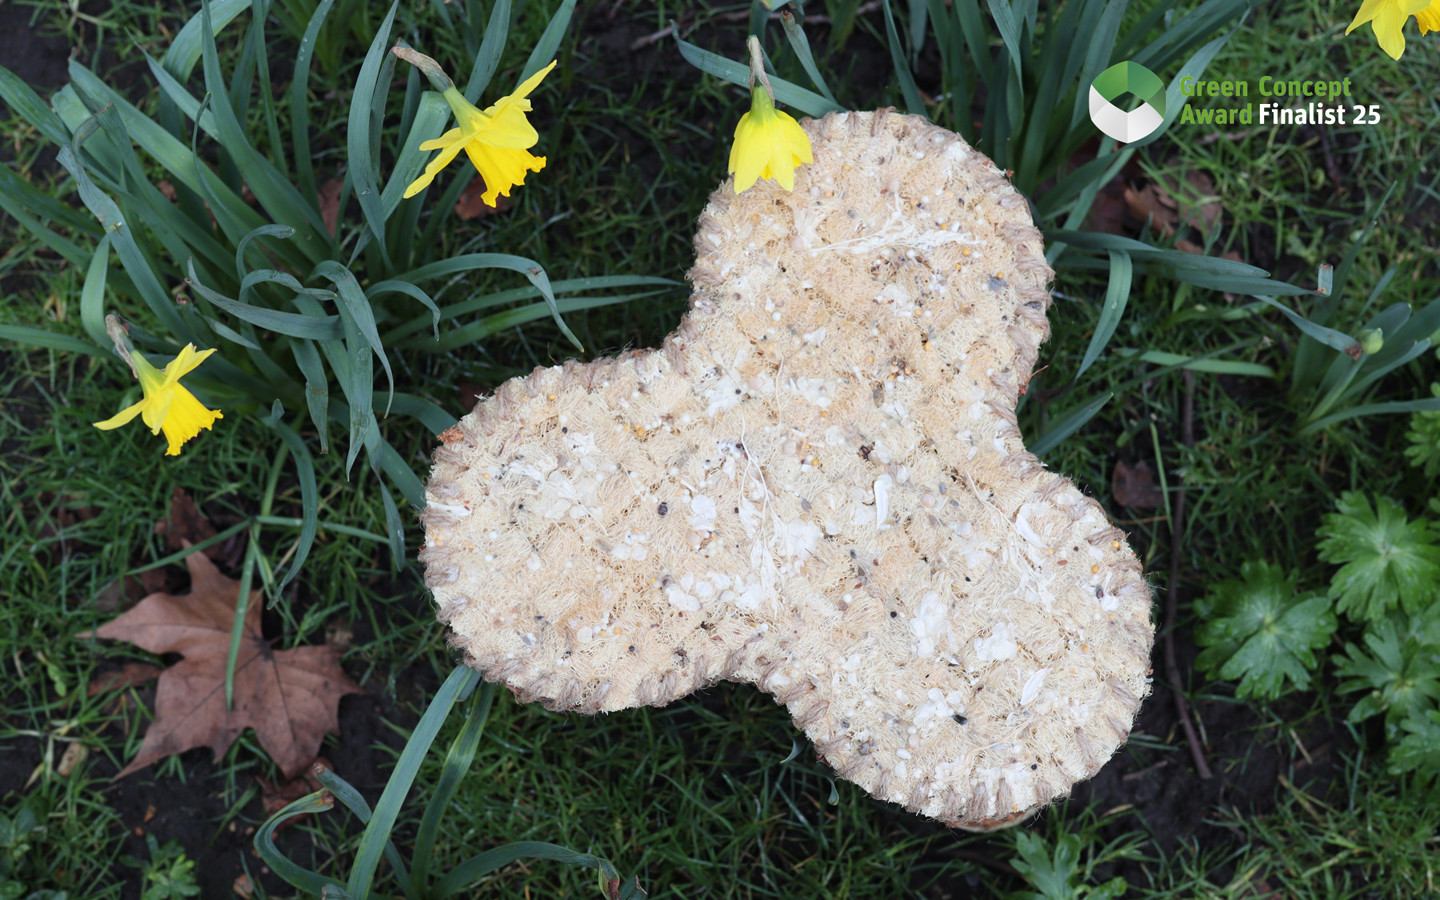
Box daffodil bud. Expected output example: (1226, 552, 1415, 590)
(1358, 327, 1384, 355)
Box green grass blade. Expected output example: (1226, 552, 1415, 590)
(198, 0, 331, 255)
(1298, 397, 1440, 437)
(1250, 295, 1359, 354)
(1031, 392, 1112, 458)
(522, 0, 576, 82)
(1120, 349, 1275, 377)
(1075, 249, 1132, 381)
(314, 260, 395, 416)
(235, 224, 296, 282)
(187, 260, 345, 341)
(346, 666, 480, 900)
(986, 0, 1024, 88)
(164, 0, 251, 78)
(0, 64, 71, 145)
(225, 533, 260, 708)
(311, 769, 414, 898)
(80, 233, 113, 346)
(881, 0, 927, 117)
(675, 34, 843, 118)
(258, 412, 320, 593)
(397, 253, 582, 351)
(383, 275, 680, 344)
(290, 339, 331, 453)
(380, 92, 449, 222)
(464, 0, 511, 102)
(1047, 230, 1264, 274)
(375, 477, 405, 568)
(368, 280, 442, 340)
(379, 439, 425, 509)
(780, 11, 838, 104)
(252, 790, 343, 895)
(412, 682, 496, 893)
(345, 1, 399, 266)
(952, 0, 994, 87)
(433, 841, 622, 897)
(290, 0, 336, 204)
(0, 326, 107, 358)
(390, 393, 459, 435)
(247, 0, 285, 174)
(55, 145, 192, 341)
(410, 291, 669, 352)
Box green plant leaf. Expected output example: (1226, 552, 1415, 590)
(1335, 619, 1440, 731)
(674, 33, 844, 119)
(1389, 709, 1440, 778)
(1404, 384, 1440, 477)
(1194, 559, 1336, 700)
(1008, 831, 1083, 900)
(1074, 249, 1131, 381)
(1318, 492, 1440, 619)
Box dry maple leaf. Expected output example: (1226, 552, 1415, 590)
(79, 551, 363, 779)
(453, 177, 512, 220)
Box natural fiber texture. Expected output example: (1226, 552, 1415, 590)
(421, 110, 1152, 827)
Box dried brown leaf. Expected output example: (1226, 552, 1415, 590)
(78, 552, 363, 779)
(155, 487, 219, 558)
(1112, 459, 1164, 509)
(86, 661, 164, 696)
(256, 756, 328, 830)
(319, 178, 343, 237)
(454, 179, 512, 220)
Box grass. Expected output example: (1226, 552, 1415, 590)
(1, 0, 1439, 897)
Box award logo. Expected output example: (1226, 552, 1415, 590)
(1088, 61, 1167, 143)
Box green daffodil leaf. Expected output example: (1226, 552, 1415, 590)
(1195, 559, 1336, 700)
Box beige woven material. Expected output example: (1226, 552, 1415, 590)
(420, 110, 1152, 827)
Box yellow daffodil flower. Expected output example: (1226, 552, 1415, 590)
(1346, 0, 1431, 58)
(94, 344, 222, 456)
(729, 85, 814, 193)
(1417, 0, 1440, 33)
(402, 61, 557, 205)
(726, 36, 813, 194)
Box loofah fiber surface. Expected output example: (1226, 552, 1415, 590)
(420, 110, 1153, 827)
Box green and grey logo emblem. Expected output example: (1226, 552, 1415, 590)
(1088, 61, 1166, 143)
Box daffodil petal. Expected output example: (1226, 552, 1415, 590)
(1372, 3, 1407, 57)
(142, 388, 178, 435)
(405, 139, 470, 198)
(478, 103, 542, 149)
(508, 61, 557, 104)
(163, 345, 216, 384)
(94, 397, 148, 430)
(780, 114, 814, 164)
(1347, 0, 1389, 31)
(730, 110, 771, 193)
(419, 128, 465, 152)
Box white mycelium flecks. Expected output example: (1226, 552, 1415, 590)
(910, 592, 952, 658)
(421, 111, 1153, 830)
(975, 623, 1019, 662)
